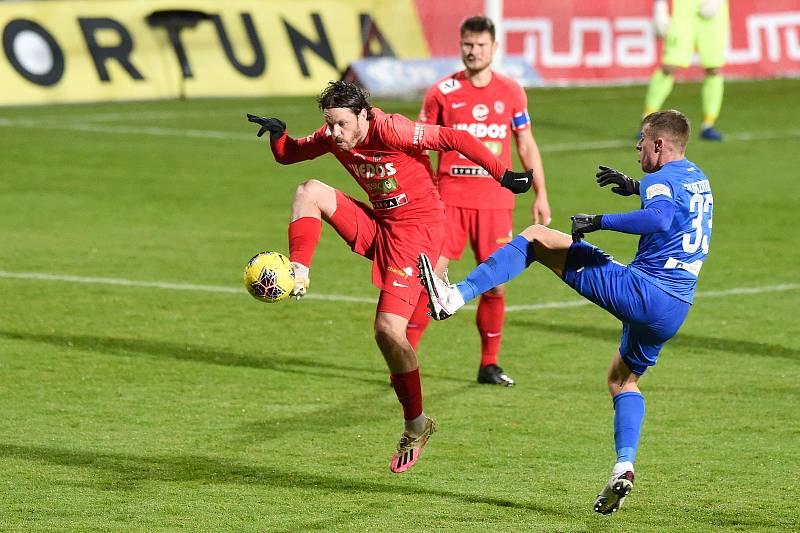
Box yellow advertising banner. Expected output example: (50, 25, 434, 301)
(0, 0, 428, 105)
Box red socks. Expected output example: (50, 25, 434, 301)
(390, 368, 423, 420)
(288, 217, 322, 267)
(406, 291, 432, 351)
(477, 292, 505, 367)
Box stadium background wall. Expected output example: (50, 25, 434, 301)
(0, 0, 429, 105)
(414, 0, 800, 84)
(1, 0, 798, 105)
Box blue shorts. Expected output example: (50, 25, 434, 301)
(563, 241, 691, 375)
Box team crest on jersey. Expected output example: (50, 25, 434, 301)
(472, 104, 489, 121)
(373, 152, 383, 162)
(494, 101, 505, 114)
(438, 78, 461, 95)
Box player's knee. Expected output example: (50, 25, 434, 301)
(519, 224, 546, 242)
(294, 179, 325, 201)
(486, 284, 505, 297)
(662, 64, 677, 75)
(705, 67, 720, 76)
(374, 319, 402, 347)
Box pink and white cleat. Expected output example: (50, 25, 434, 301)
(389, 416, 437, 473)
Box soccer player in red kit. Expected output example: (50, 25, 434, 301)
(408, 16, 551, 387)
(247, 81, 532, 473)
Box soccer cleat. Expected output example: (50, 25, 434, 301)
(594, 469, 635, 515)
(700, 125, 724, 141)
(477, 364, 515, 387)
(417, 253, 459, 320)
(389, 416, 437, 473)
(290, 262, 310, 300)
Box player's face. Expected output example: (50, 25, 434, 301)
(460, 31, 497, 73)
(323, 107, 367, 151)
(636, 125, 663, 173)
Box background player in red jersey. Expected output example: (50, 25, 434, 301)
(247, 81, 532, 473)
(408, 16, 551, 387)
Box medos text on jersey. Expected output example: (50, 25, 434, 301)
(450, 122, 508, 140)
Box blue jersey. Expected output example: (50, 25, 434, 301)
(629, 159, 713, 304)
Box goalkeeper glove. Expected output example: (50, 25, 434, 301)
(653, 0, 670, 38)
(571, 214, 603, 243)
(500, 169, 534, 194)
(246, 114, 286, 140)
(596, 165, 640, 196)
(699, 0, 724, 19)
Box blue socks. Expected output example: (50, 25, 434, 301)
(456, 235, 536, 302)
(613, 391, 645, 464)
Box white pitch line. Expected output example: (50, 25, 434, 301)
(1, 270, 797, 312)
(0, 270, 374, 303)
(2, 116, 800, 152)
(0, 117, 254, 141)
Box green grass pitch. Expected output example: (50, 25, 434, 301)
(1, 79, 798, 531)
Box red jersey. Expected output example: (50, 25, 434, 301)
(420, 70, 531, 209)
(270, 108, 507, 224)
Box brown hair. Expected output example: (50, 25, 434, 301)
(642, 109, 690, 149)
(317, 81, 374, 120)
(460, 16, 495, 41)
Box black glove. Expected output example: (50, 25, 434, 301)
(500, 169, 533, 194)
(571, 213, 603, 243)
(246, 114, 286, 140)
(596, 165, 640, 196)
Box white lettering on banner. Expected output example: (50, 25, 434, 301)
(727, 12, 800, 64)
(501, 13, 800, 70)
(502, 17, 654, 68)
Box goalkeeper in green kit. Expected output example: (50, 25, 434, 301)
(643, 0, 729, 141)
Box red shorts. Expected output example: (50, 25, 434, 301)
(441, 205, 514, 263)
(328, 190, 445, 319)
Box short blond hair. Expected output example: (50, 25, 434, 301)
(642, 109, 690, 150)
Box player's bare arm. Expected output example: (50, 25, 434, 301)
(514, 128, 550, 225)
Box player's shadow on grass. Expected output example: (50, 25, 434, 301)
(505, 318, 800, 360)
(0, 442, 566, 517)
(0, 329, 469, 386)
(0, 330, 390, 386)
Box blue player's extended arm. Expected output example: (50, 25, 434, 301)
(600, 198, 674, 235)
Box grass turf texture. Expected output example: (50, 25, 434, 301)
(1, 79, 799, 531)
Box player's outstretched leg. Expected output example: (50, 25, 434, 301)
(419, 234, 536, 320)
(594, 468, 635, 515)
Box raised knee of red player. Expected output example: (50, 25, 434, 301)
(476, 291, 506, 367)
(389, 368, 423, 420)
(406, 291, 432, 351)
(288, 217, 322, 267)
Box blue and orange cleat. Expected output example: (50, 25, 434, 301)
(700, 125, 724, 141)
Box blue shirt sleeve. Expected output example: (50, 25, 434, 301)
(600, 198, 675, 235)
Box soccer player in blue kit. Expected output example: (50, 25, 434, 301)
(418, 109, 713, 514)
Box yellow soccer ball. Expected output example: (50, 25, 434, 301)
(243, 251, 295, 303)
